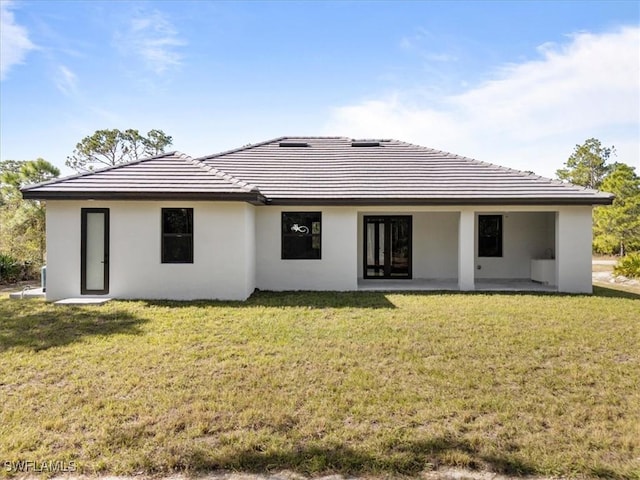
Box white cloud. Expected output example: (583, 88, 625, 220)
(54, 65, 78, 95)
(326, 27, 640, 178)
(400, 27, 458, 64)
(115, 9, 186, 75)
(0, 0, 36, 80)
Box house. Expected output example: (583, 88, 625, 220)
(21, 137, 614, 301)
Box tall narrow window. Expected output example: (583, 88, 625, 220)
(478, 215, 503, 257)
(162, 208, 193, 263)
(282, 212, 321, 259)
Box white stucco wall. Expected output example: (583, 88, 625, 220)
(45, 200, 256, 301)
(555, 206, 593, 293)
(45, 202, 82, 302)
(255, 207, 358, 291)
(458, 209, 475, 290)
(243, 204, 256, 298)
(474, 211, 555, 279)
(413, 212, 459, 279)
(44, 202, 594, 299)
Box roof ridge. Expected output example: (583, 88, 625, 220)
(351, 138, 393, 142)
(195, 137, 286, 161)
(188, 157, 260, 193)
(280, 136, 349, 139)
(21, 151, 186, 192)
(195, 136, 353, 161)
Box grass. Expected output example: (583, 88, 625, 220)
(1, 290, 639, 479)
(593, 281, 640, 296)
(592, 258, 640, 296)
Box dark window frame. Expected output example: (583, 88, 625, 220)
(478, 214, 503, 258)
(281, 211, 322, 260)
(363, 215, 412, 279)
(161, 208, 194, 264)
(80, 208, 110, 295)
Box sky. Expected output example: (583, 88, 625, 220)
(1, 0, 639, 179)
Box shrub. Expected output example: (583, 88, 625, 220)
(593, 233, 618, 255)
(0, 252, 21, 283)
(613, 252, 640, 279)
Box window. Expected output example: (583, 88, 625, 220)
(478, 215, 502, 257)
(282, 212, 321, 259)
(162, 208, 193, 263)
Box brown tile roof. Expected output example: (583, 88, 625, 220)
(198, 137, 614, 205)
(21, 152, 263, 202)
(22, 138, 614, 205)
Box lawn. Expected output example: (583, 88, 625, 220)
(0, 289, 639, 479)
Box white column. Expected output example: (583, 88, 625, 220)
(458, 209, 475, 290)
(555, 206, 593, 293)
(243, 204, 257, 299)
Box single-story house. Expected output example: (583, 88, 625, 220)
(22, 137, 613, 301)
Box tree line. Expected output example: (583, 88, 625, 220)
(1, 132, 638, 282)
(0, 129, 172, 281)
(556, 138, 640, 256)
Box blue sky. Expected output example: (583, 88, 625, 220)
(1, 0, 638, 178)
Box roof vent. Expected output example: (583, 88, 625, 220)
(351, 141, 380, 147)
(279, 142, 309, 147)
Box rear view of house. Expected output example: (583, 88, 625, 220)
(21, 137, 613, 301)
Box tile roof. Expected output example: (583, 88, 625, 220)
(22, 138, 614, 205)
(198, 137, 614, 205)
(21, 152, 263, 202)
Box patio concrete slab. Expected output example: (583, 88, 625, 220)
(54, 297, 112, 305)
(358, 278, 556, 292)
(358, 279, 458, 291)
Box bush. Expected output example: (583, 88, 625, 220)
(613, 252, 640, 279)
(593, 233, 619, 255)
(0, 252, 21, 283)
(0, 252, 38, 283)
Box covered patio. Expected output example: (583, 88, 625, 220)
(356, 206, 593, 294)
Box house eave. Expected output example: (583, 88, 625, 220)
(265, 196, 614, 206)
(20, 190, 613, 207)
(20, 190, 267, 205)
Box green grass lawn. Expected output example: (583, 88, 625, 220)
(1, 289, 639, 479)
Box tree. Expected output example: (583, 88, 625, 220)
(0, 159, 60, 272)
(0, 160, 24, 176)
(1, 158, 59, 190)
(65, 128, 173, 172)
(0, 161, 23, 208)
(593, 163, 640, 256)
(556, 138, 615, 189)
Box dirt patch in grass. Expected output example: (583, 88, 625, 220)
(9, 469, 575, 480)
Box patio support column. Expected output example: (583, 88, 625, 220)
(458, 209, 475, 291)
(555, 207, 593, 293)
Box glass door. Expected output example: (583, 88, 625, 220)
(365, 217, 386, 277)
(389, 216, 411, 277)
(81, 208, 109, 294)
(364, 216, 411, 279)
